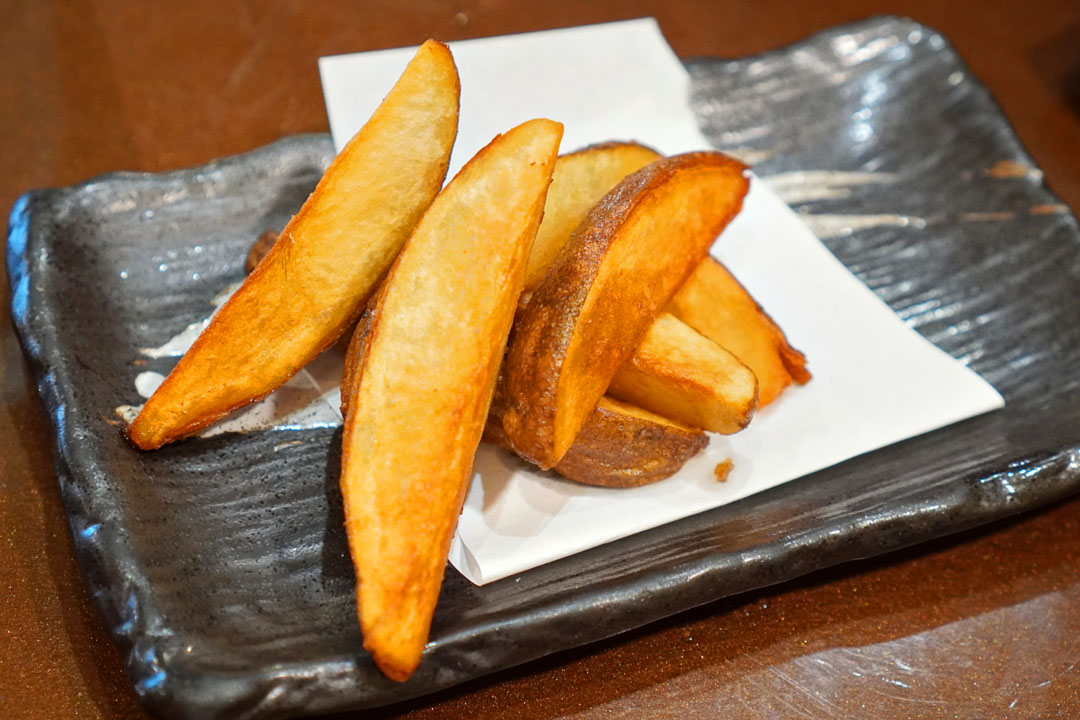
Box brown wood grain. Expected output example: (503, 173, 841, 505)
(3, 2, 1079, 718)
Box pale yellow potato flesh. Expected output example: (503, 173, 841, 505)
(340, 119, 563, 682)
(608, 313, 758, 433)
(667, 257, 810, 407)
(501, 153, 750, 469)
(127, 39, 459, 450)
(524, 142, 661, 292)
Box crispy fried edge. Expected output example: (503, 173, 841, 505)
(126, 39, 459, 449)
(501, 152, 749, 468)
(339, 119, 563, 681)
(485, 392, 707, 487)
(523, 141, 662, 292)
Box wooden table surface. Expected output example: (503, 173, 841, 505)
(3, 2, 1080, 718)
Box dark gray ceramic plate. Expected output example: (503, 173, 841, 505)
(8, 16, 1080, 720)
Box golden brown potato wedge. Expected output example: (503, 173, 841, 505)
(607, 313, 758, 433)
(127, 39, 460, 450)
(559, 397, 708, 486)
(340, 118, 563, 682)
(485, 394, 707, 488)
(667, 257, 809, 406)
(243, 150, 756, 438)
(248, 258, 765, 442)
(248, 143, 660, 301)
(500, 152, 749, 469)
(524, 141, 661, 292)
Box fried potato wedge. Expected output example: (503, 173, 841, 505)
(127, 40, 459, 449)
(608, 313, 758, 433)
(340, 118, 562, 682)
(500, 152, 749, 469)
(667, 257, 809, 406)
(485, 394, 707, 487)
(524, 141, 661, 292)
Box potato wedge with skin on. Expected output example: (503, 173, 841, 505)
(485, 394, 707, 488)
(340, 118, 563, 682)
(247, 142, 660, 338)
(608, 313, 758, 433)
(552, 397, 709, 487)
(512, 145, 756, 437)
(501, 152, 750, 469)
(667, 257, 809, 407)
(524, 141, 661, 292)
(127, 39, 459, 450)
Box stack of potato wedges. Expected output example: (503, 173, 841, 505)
(126, 39, 808, 682)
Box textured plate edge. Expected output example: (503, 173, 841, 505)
(5, 135, 342, 720)
(685, 14, 1080, 224)
(6, 18, 1080, 720)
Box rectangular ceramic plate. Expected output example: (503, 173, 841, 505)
(8, 16, 1080, 720)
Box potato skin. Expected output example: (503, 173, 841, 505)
(524, 141, 661, 292)
(501, 152, 749, 469)
(556, 397, 709, 487)
(485, 393, 707, 488)
(245, 229, 279, 274)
